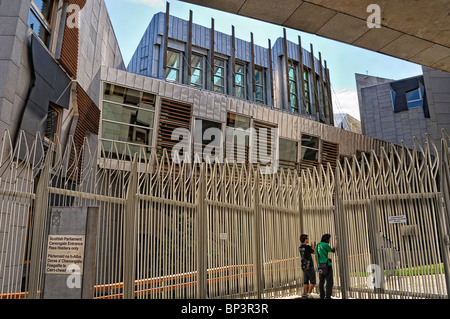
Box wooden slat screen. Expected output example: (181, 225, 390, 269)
(157, 99, 193, 159)
(322, 140, 339, 172)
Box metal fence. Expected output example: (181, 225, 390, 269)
(0, 130, 449, 299)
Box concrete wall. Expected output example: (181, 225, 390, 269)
(357, 73, 436, 150)
(78, 0, 125, 105)
(422, 66, 450, 147)
(357, 70, 450, 151)
(0, 0, 33, 136)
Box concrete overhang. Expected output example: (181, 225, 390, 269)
(180, 0, 450, 73)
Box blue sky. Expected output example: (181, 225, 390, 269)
(104, 0, 423, 120)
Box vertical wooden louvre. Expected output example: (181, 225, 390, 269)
(321, 140, 339, 172)
(59, 0, 87, 78)
(253, 120, 277, 170)
(157, 99, 193, 159)
(68, 83, 101, 183)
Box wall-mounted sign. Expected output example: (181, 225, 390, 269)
(388, 215, 407, 225)
(45, 235, 85, 274)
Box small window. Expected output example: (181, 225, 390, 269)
(288, 61, 299, 113)
(214, 58, 226, 94)
(254, 67, 266, 104)
(406, 85, 425, 109)
(226, 113, 250, 163)
(190, 54, 204, 89)
(45, 104, 61, 144)
(234, 63, 246, 99)
(303, 68, 311, 114)
(101, 83, 157, 159)
(164, 50, 181, 82)
(301, 134, 319, 162)
(28, 0, 55, 47)
(194, 119, 223, 162)
(279, 138, 298, 171)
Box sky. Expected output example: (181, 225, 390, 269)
(104, 0, 424, 121)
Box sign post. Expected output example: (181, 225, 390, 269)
(42, 207, 99, 299)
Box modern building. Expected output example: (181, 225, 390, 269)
(127, 12, 334, 126)
(334, 113, 362, 134)
(0, 0, 404, 297)
(356, 67, 450, 151)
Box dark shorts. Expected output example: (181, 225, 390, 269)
(303, 267, 316, 285)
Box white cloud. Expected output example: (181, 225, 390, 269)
(332, 88, 360, 121)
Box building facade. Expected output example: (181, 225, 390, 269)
(127, 12, 334, 126)
(334, 113, 362, 134)
(0, 0, 404, 297)
(356, 67, 450, 151)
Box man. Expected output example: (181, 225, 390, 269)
(315, 234, 337, 299)
(298, 234, 316, 299)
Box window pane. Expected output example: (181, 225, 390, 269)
(32, 0, 54, 22)
(102, 121, 152, 147)
(227, 113, 250, 130)
(235, 87, 245, 99)
(191, 69, 202, 86)
(406, 88, 421, 101)
(28, 10, 50, 45)
(191, 55, 203, 69)
(279, 139, 298, 162)
(301, 148, 318, 161)
(235, 73, 244, 86)
(214, 76, 224, 87)
(103, 103, 154, 127)
(166, 50, 180, 68)
(45, 105, 59, 142)
(301, 135, 319, 148)
(214, 65, 224, 77)
(164, 68, 179, 82)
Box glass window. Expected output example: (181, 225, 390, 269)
(226, 113, 250, 163)
(101, 83, 156, 159)
(214, 58, 226, 94)
(301, 134, 319, 162)
(406, 86, 424, 109)
(235, 63, 246, 99)
(164, 50, 181, 82)
(303, 68, 311, 114)
(28, 0, 55, 46)
(279, 138, 298, 170)
(190, 54, 204, 89)
(194, 119, 223, 162)
(288, 61, 299, 113)
(254, 67, 266, 104)
(44, 104, 60, 144)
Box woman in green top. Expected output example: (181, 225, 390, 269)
(315, 234, 336, 299)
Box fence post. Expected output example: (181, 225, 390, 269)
(28, 149, 52, 299)
(123, 156, 138, 299)
(440, 136, 450, 299)
(253, 169, 263, 299)
(197, 163, 208, 299)
(334, 166, 349, 299)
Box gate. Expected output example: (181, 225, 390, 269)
(0, 129, 449, 299)
(336, 134, 450, 299)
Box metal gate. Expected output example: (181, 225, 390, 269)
(336, 134, 450, 299)
(0, 129, 449, 299)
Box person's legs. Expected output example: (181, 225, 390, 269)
(307, 269, 316, 294)
(325, 266, 334, 299)
(319, 273, 326, 299)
